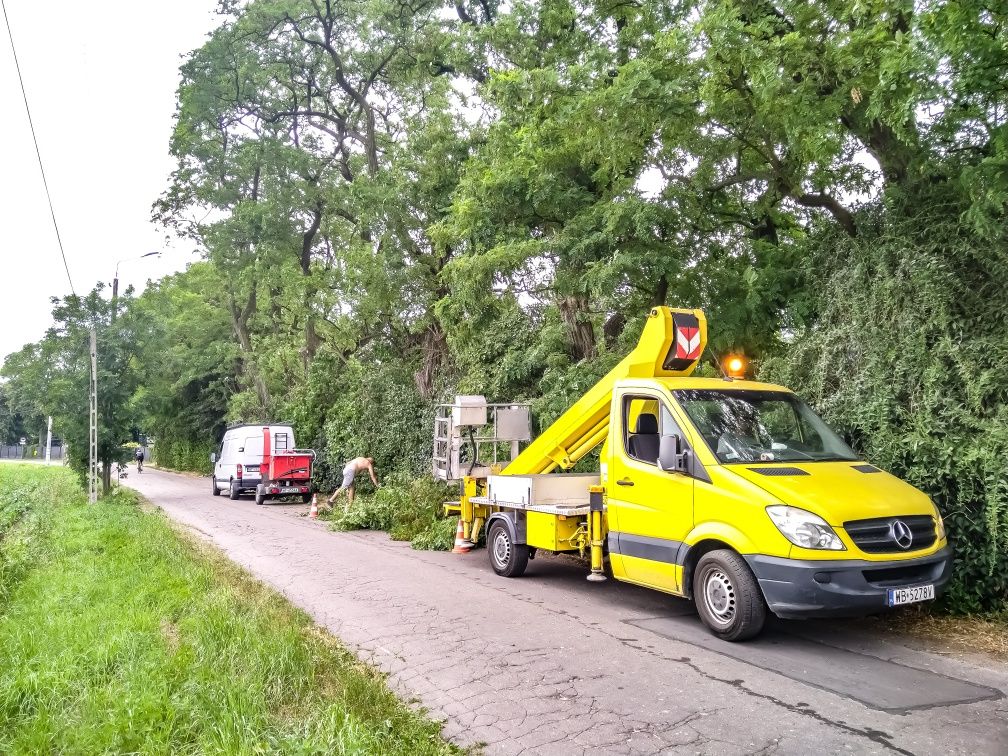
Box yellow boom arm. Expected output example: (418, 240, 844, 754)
(503, 307, 707, 475)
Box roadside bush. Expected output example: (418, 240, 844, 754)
(153, 435, 214, 473)
(762, 197, 1008, 614)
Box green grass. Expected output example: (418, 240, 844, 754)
(0, 463, 459, 755)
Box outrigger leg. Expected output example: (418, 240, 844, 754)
(587, 485, 607, 582)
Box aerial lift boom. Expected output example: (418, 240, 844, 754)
(504, 307, 708, 474)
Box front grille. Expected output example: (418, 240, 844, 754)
(862, 561, 943, 587)
(843, 515, 936, 553)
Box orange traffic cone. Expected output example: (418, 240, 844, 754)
(452, 519, 472, 554)
(309, 494, 319, 520)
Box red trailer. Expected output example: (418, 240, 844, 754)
(255, 426, 315, 505)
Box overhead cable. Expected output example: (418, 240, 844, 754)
(2, 0, 76, 296)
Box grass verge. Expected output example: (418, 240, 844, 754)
(0, 463, 459, 754)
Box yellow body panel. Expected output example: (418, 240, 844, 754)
(526, 510, 581, 552)
(610, 556, 684, 596)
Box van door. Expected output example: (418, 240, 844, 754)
(241, 432, 264, 478)
(607, 391, 694, 593)
(213, 438, 225, 488)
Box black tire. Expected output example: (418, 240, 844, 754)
(255, 485, 266, 506)
(692, 549, 766, 641)
(487, 521, 528, 578)
(211, 476, 221, 496)
(229, 479, 241, 500)
(301, 492, 313, 504)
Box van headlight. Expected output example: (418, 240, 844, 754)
(933, 503, 946, 541)
(766, 505, 845, 551)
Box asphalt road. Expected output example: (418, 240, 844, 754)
(125, 468, 1008, 755)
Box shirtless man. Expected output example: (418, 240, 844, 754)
(328, 456, 379, 508)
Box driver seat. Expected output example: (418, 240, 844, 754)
(629, 413, 660, 463)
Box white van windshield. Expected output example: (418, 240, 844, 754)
(672, 389, 858, 464)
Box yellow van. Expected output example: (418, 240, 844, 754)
(439, 307, 952, 640)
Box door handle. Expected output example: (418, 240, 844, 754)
(616, 478, 635, 487)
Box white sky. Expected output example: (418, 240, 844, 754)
(0, 0, 220, 362)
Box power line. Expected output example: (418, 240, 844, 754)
(1, 0, 76, 296)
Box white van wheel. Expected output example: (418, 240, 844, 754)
(229, 479, 241, 500)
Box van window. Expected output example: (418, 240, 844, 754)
(274, 432, 290, 451)
(243, 436, 262, 458)
(623, 396, 664, 465)
(673, 389, 858, 463)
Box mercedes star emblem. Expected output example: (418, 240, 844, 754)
(891, 520, 914, 549)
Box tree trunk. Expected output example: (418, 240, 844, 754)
(558, 295, 596, 361)
(301, 203, 324, 365)
(414, 323, 448, 399)
(603, 312, 626, 348)
(228, 288, 271, 411)
(652, 275, 668, 307)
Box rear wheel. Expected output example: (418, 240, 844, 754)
(211, 476, 220, 496)
(255, 485, 266, 506)
(488, 521, 528, 578)
(229, 479, 241, 500)
(301, 491, 313, 504)
(692, 549, 766, 641)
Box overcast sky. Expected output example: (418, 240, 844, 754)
(0, 0, 220, 362)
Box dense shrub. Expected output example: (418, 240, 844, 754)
(153, 435, 214, 473)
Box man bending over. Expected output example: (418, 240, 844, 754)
(328, 456, 379, 508)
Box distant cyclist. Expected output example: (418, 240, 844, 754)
(135, 446, 145, 473)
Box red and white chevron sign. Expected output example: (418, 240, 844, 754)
(675, 326, 701, 359)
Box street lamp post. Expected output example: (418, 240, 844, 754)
(111, 251, 160, 322)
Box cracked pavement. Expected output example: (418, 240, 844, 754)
(126, 469, 1008, 755)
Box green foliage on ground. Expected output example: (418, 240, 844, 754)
(0, 464, 457, 754)
(328, 476, 457, 552)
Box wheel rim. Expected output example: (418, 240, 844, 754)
(492, 530, 510, 569)
(702, 567, 736, 626)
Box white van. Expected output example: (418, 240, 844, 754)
(211, 424, 296, 499)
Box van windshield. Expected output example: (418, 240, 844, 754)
(672, 389, 858, 464)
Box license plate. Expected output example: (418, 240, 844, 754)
(887, 584, 935, 607)
(280, 487, 301, 494)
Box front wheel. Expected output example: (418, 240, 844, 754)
(692, 549, 766, 641)
(488, 521, 528, 578)
(211, 476, 221, 496)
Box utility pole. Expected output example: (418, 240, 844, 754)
(45, 415, 52, 465)
(89, 327, 98, 503)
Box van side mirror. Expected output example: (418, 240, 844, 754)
(210, 452, 217, 463)
(658, 434, 689, 474)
